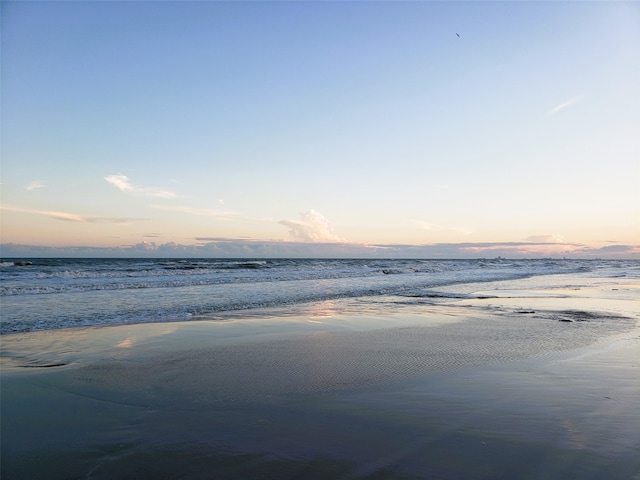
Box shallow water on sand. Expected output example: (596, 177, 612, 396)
(3, 330, 638, 480)
(1, 273, 639, 479)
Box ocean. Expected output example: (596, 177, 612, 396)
(2, 258, 639, 479)
(1, 258, 637, 335)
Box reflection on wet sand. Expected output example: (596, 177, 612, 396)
(1, 276, 639, 479)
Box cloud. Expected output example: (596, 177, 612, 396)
(413, 221, 444, 231)
(0, 205, 140, 224)
(105, 173, 176, 198)
(588, 244, 640, 255)
(457, 240, 590, 258)
(25, 181, 45, 191)
(196, 237, 265, 242)
(150, 204, 235, 218)
(524, 234, 565, 243)
(280, 210, 345, 242)
(547, 96, 581, 115)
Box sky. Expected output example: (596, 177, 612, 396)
(1, 1, 639, 258)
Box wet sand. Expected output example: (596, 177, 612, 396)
(1, 275, 639, 479)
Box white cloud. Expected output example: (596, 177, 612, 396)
(280, 210, 345, 243)
(25, 181, 45, 191)
(547, 96, 581, 115)
(105, 173, 133, 192)
(105, 173, 176, 198)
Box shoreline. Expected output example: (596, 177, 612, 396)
(2, 274, 639, 479)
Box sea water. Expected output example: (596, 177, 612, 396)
(0, 258, 637, 334)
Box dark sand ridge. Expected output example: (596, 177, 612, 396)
(1, 276, 639, 479)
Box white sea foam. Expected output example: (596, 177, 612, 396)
(0, 259, 636, 334)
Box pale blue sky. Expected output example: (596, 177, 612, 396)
(1, 1, 639, 258)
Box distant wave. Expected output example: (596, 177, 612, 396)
(1, 259, 636, 334)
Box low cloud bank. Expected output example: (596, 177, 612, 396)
(1, 240, 638, 259)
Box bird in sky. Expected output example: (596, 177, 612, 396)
(456, 33, 460, 38)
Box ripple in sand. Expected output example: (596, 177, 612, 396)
(65, 310, 636, 409)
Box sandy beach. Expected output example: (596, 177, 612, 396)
(2, 273, 639, 479)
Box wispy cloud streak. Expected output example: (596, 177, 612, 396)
(547, 96, 581, 115)
(150, 204, 236, 218)
(25, 181, 45, 191)
(1, 205, 140, 223)
(105, 173, 176, 198)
